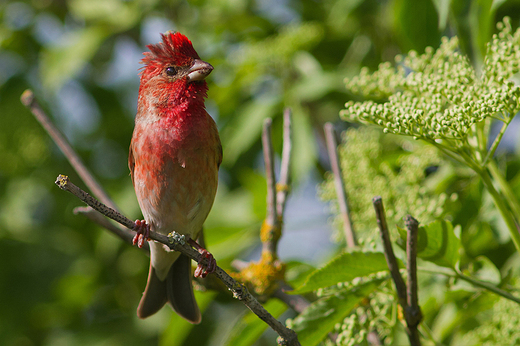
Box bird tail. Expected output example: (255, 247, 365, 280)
(137, 254, 201, 323)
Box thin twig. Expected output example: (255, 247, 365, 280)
(237, 112, 307, 316)
(277, 108, 292, 218)
(482, 121, 509, 167)
(262, 118, 279, 256)
(272, 282, 310, 314)
(405, 215, 422, 346)
(324, 123, 356, 248)
(373, 199, 423, 345)
(263, 118, 278, 227)
(20, 89, 136, 244)
(419, 266, 520, 305)
(56, 175, 133, 228)
(372, 197, 407, 309)
(260, 112, 309, 314)
(74, 206, 148, 252)
(55, 174, 300, 346)
(21, 89, 118, 211)
(405, 215, 420, 316)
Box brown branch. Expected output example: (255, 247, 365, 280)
(405, 215, 422, 346)
(56, 175, 133, 228)
(272, 282, 310, 314)
(277, 108, 292, 219)
(372, 197, 407, 309)
(324, 123, 356, 248)
(20, 89, 135, 244)
(21, 89, 118, 210)
(262, 118, 280, 256)
(74, 206, 148, 252)
(405, 215, 420, 313)
(262, 119, 277, 223)
(264, 112, 310, 315)
(55, 174, 300, 346)
(373, 197, 422, 346)
(236, 112, 309, 316)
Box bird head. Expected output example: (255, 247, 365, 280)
(138, 32, 213, 110)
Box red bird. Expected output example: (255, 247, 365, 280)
(129, 32, 221, 322)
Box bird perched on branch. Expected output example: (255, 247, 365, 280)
(129, 32, 221, 322)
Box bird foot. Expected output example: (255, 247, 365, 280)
(189, 238, 217, 278)
(133, 219, 150, 248)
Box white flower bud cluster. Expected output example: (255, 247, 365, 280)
(342, 18, 520, 142)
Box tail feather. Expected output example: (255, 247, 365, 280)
(137, 263, 168, 319)
(136, 254, 201, 323)
(167, 254, 201, 324)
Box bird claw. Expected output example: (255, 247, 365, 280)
(133, 219, 150, 248)
(194, 250, 216, 278)
(189, 239, 217, 278)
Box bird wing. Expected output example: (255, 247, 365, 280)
(128, 142, 135, 185)
(217, 141, 223, 168)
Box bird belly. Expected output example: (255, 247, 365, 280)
(134, 154, 218, 235)
(134, 155, 217, 279)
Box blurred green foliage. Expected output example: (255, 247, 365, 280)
(316, 12, 520, 346)
(319, 128, 452, 246)
(1, 0, 520, 345)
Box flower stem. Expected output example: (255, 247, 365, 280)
(475, 167, 520, 253)
(418, 266, 520, 304)
(482, 121, 509, 167)
(423, 138, 465, 165)
(425, 135, 520, 253)
(454, 267, 520, 304)
(487, 160, 520, 219)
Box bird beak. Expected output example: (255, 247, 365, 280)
(187, 59, 213, 82)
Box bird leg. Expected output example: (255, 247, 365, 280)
(133, 219, 150, 248)
(189, 238, 217, 278)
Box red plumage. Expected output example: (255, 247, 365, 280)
(129, 32, 221, 322)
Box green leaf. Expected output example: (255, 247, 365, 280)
(470, 0, 495, 56)
(398, 219, 461, 268)
(292, 251, 396, 294)
(432, 0, 452, 30)
(393, 0, 441, 51)
(291, 52, 342, 102)
(472, 255, 501, 285)
(491, 0, 508, 11)
(291, 280, 381, 346)
(223, 299, 287, 346)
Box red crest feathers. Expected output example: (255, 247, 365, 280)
(141, 32, 200, 68)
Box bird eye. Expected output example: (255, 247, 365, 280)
(165, 66, 177, 76)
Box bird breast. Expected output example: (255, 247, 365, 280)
(131, 114, 219, 238)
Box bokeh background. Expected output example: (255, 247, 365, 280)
(1, 0, 520, 345)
